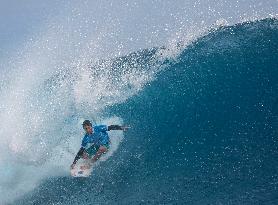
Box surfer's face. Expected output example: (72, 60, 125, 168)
(83, 125, 93, 134)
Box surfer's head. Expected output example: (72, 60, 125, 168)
(82, 120, 93, 134)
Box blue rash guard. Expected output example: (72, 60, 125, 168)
(72, 124, 123, 164)
(81, 125, 110, 150)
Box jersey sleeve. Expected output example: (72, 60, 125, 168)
(94, 125, 108, 132)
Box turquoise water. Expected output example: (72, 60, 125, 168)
(9, 18, 278, 204)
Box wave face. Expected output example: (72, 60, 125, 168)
(7, 18, 278, 204)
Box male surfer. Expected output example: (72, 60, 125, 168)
(70, 120, 129, 169)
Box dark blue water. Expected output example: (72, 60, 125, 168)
(15, 18, 278, 205)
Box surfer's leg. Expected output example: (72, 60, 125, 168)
(78, 152, 90, 170)
(91, 145, 108, 163)
(82, 151, 89, 159)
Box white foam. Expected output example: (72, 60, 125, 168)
(0, 6, 162, 203)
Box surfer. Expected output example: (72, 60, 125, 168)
(70, 120, 129, 169)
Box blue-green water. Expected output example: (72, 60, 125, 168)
(12, 18, 278, 204)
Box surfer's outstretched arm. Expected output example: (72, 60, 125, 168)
(108, 125, 130, 131)
(71, 147, 85, 168)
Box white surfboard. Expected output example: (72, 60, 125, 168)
(70, 162, 92, 177)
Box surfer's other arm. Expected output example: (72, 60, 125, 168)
(71, 147, 86, 168)
(108, 125, 130, 131)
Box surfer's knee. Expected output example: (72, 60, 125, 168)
(98, 146, 107, 153)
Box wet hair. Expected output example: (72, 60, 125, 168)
(82, 120, 92, 127)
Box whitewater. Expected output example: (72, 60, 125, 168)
(0, 1, 277, 204)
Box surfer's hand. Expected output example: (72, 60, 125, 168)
(70, 163, 76, 169)
(122, 125, 130, 131)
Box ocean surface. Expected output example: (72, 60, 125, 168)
(1, 18, 278, 204)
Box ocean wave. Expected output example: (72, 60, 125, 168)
(2, 18, 276, 204)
